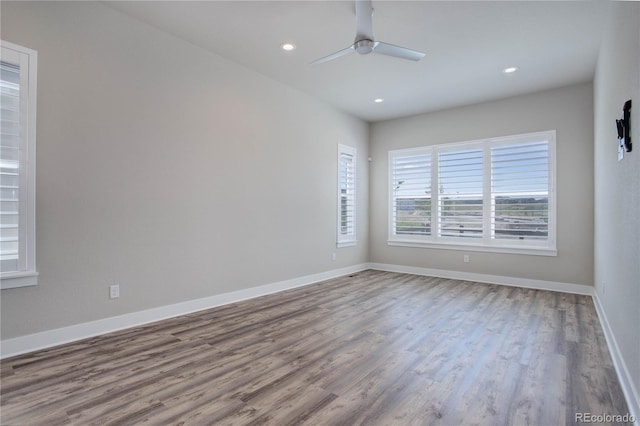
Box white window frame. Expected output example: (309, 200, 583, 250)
(388, 130, 556, 256)
(1, 40, 38, 289)
(337, 144, 356, 248)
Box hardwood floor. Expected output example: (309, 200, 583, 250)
(0, 270, 631, 425)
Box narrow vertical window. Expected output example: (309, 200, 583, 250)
(337, 144, 356, 247)
(1, 41, 38, 289)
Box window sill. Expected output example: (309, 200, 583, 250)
(387, 240, 557, 257)
(337, 241, 357, 248)
(1, 271, 39, 289)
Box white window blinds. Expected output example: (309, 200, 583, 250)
(337, 144, 356, 246)
(391, 150, 431, 237)
(388, 131, 556, 255)
(491, 141, 550, 241)
(0, 60, 21, 273)
(1, 41, 37, 288)
(438, 148, 483, 239)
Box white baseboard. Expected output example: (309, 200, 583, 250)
(0, 263, 369, 359)
(368, 262, 593, 295)
(592, 291, 640, 425)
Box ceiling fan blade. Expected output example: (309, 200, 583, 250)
(355, 0, 374, 42)
(373, 41, 425, 61)
(310, 46, 355, 64)
(312, 1, 424, 65)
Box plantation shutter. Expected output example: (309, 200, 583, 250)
(438, 148, 483, 238)
(391, 150, 431, 236)
(337, 145, 356, 245)
(491, 141, 549, 241)
(0, 59, 21, 273)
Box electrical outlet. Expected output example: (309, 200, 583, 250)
(109, 285, 120, 299)
(332, 252, 336, 261)
(463, 255, 470, 263)
(601, 281, 606, 295)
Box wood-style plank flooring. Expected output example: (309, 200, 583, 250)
(0, 270, 631, 425)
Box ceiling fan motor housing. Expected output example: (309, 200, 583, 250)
(354, 39, 375, 55)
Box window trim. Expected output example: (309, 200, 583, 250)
(388, 130, 556, 256)
(1, 40, 38, 289)
(337, 144, 356, 248)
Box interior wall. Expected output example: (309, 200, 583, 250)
(369, 83, 594, 286)
(0, 1, 369, 339)
(594, 1, 640, 409)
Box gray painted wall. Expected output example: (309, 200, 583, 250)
(0, 2, 369, 339)
(369, 83, 594, 286)
(594, 1, 640, 408)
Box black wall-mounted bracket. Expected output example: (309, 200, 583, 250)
(616, 100, 632, 152)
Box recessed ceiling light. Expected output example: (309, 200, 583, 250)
(503, 66, 518, 74)
(374, 98, 384, 103)
(281, 43, 296, 52)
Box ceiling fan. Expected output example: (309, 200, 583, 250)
(311, 0, 425, 64)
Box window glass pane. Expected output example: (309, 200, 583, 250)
(339, 153, 355, 235)
(492, 142, 549, 241)
(0, 60, 21, 266)
(337, 145, 356, 244)
(392, 153, 431, 235)
(438, 149, 483, 238)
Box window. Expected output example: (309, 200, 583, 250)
(1, 41, 38, 289)
(337, 144, 356, 247)
(438, 146, 484, 239)
(390, 149, 431, 236)
(389, 131, 556, 255)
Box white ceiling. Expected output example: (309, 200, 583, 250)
(106, 1, 609, 122)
